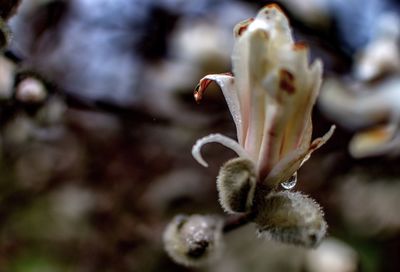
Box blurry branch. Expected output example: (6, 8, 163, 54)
(0, 60, 170, 125)
(1, 49, 169, 125)
(0, 0, 22, 20)
(63, 92, 170, 125)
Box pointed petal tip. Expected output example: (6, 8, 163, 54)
(311, 58, 323, 72)
(327, 124, 336, 137)
(310, 124, 336, 151)
(192, 142, 209, 168)
(193, 78, 211, 103)
(293, 42, 308, 51)
(194, 73, 235, 103)
(194, 86, 202, 104)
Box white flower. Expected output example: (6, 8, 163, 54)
(192, 4, 335, 188)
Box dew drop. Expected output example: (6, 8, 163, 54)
(281, 172, 297, 189)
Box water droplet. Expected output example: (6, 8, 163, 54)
(281, 172, 297, 189)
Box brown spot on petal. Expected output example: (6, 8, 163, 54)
(264, 3, 283, 13)
(194, 73, 234, 103)
(293, 42, 307, 51)
(279, 69, 295, 95)
(234, 18, 254, 37)
(194, 85, 202, 103)
(309, 139, 322, 150)
(194, 79, 212, 103)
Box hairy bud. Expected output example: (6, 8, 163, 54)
(254, 191, 327, 248)
(217, 158, 256, 213)
(163, 214, 223, 267)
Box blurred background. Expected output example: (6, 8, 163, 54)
(1, 0, 400, 271)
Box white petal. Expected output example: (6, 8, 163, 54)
(257, 101, 279, 179)
(195, 74, 244, 144)
(192, 133, 251, 167)
(239, 29, 271, 159)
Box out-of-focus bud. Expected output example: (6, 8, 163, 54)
(217, 158, 256, 213)
(354, 13, 400, 82)
(0, 55, 15, 99)
(163, 214, 223, 267)
(35, 97, 66, 126)
(254, 191, 327, 248)
(0, 17, 11, 50)
(3, 114, 34, 146)
(306, 238, 358, 272)
(16, 77, 47, 103)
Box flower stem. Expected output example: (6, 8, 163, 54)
(223, 213, 255, 233)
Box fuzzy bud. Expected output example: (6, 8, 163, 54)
(254, 191, 327, 248)
(217, 157, 256, 213)
(163, 214, 223, 267)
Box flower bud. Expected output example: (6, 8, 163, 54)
(217, 157, 256, 213)
(163, 214, 223, 267)
(254, 191, 327, 248)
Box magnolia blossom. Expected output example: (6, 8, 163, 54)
(192, 5, 335, 188)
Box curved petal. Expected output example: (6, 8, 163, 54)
(192, 133, 251, 167)
(195, 74, 244, 144)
